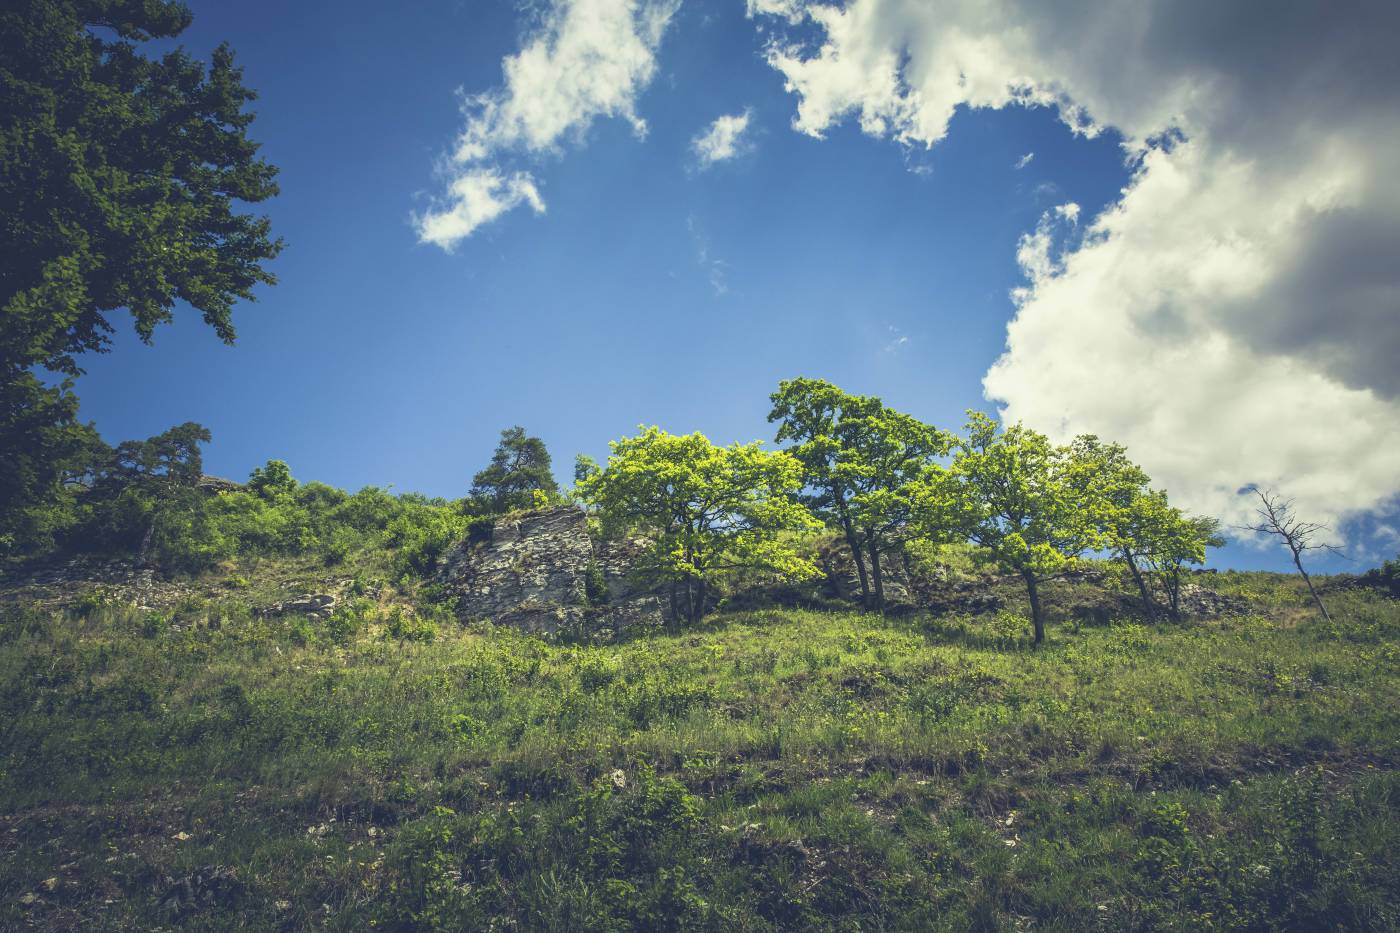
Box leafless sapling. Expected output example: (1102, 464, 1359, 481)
(1239, 487, 1341, 622)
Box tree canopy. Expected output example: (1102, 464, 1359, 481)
(0, 0, 281, 554)
(920, 412, 1103, 644)
(578, 426, 819, 624)
(470, 427, 559, 513)
(1, 0, 282, 378)
(769, 378, 949, 609)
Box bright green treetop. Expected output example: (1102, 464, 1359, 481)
(923, 411, 1103, 643)
(769, 377, 949, 608)
(577, 426, 820, 623)
(1066, 436, 1220, 619)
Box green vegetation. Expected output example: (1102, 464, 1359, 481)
(470, 426, 561, 513)
(769, 378, 951, 611)
(1, 572, 1396, 929)
(1, 0, 281, 553)
(578, 426, 820, 624)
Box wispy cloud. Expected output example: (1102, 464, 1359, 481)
(1014, 151, 1035, 169)
(883, 325, 911, 353)
(687, 215, 730, 295)
(692, 108, 755, 168)
(417, 0, 678, 249)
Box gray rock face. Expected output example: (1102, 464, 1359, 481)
(436, 505, 666, 638)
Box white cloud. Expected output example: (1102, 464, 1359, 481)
(1014, 151, 1034, 169)
(753, 0, 1400, 535)
(692, 109, 755, 167)
(415, 169, 545, 249)
(417, 0, 678, 249)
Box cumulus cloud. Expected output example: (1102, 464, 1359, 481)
(692, 109, 755, 167)
(417, 0, 678, 249)
(752, 0, 1400, 534)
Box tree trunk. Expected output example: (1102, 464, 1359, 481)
(1023, 570, 1045, 645)
(1124, 550, 1156, 619)
(1165, 566, 1184, 622)
(840, 516, 870, 606)
(868, 535, 885, 611)
(1293, 553, 1332, 623)
(137, 518, 156, 568)
(694, 575, 708, 625)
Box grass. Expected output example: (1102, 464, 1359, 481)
(0, 570, 1397, 929)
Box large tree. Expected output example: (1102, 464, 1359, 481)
(769, 378, 949, 609)
(769, 378, 882, 604)
(0, 0, 280, 552)
(470, 427, 560, 513)
(94, 421, 210, 564)
(577, 427, 819, 625)
(1, 0, 282, 377)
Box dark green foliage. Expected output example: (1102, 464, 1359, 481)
(585, 557, 611, 607)
(0, 0, 280, 559)
(0, 373, 99, 554)
(1361, 554, 1400, 597)
(471, 426, 560, 513)
(0, 0, 282, 378)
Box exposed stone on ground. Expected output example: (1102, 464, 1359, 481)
(436, 505, 667, 637)
(1174, 583, 1251, 616)
(156, 866, 242, 919)
(257, 593, 338, 621)
(0, 558, 188, 612)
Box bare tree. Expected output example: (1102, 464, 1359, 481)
(1239, 487, 1340, 622)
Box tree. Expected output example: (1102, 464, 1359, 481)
(248, 459, 296, 498)
(0, 0, 280, 548)
(470, 427, 560, 513)
(577, 427, 820, 625)
(95, 421, 211, 564)
(769, 378, 949, 609)
(1064, 436, 1154, 612)
(1139, 510, 1223, 621)
(1240, 487, 1339, 622)
(1, 0, 282, 378)
(922, 412, 1102, 645)
(0, 374, 102, 553)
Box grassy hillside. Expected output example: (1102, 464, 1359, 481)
(1, 568, 1397, 930)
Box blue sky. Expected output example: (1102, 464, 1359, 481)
(71, 0, 1400, 572)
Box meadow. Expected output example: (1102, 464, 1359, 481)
(1, 568, 1396, 930)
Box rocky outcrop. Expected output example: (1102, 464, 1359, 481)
(436, 505, 666, 638)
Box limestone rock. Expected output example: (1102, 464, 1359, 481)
(436, 505, 667, 638)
